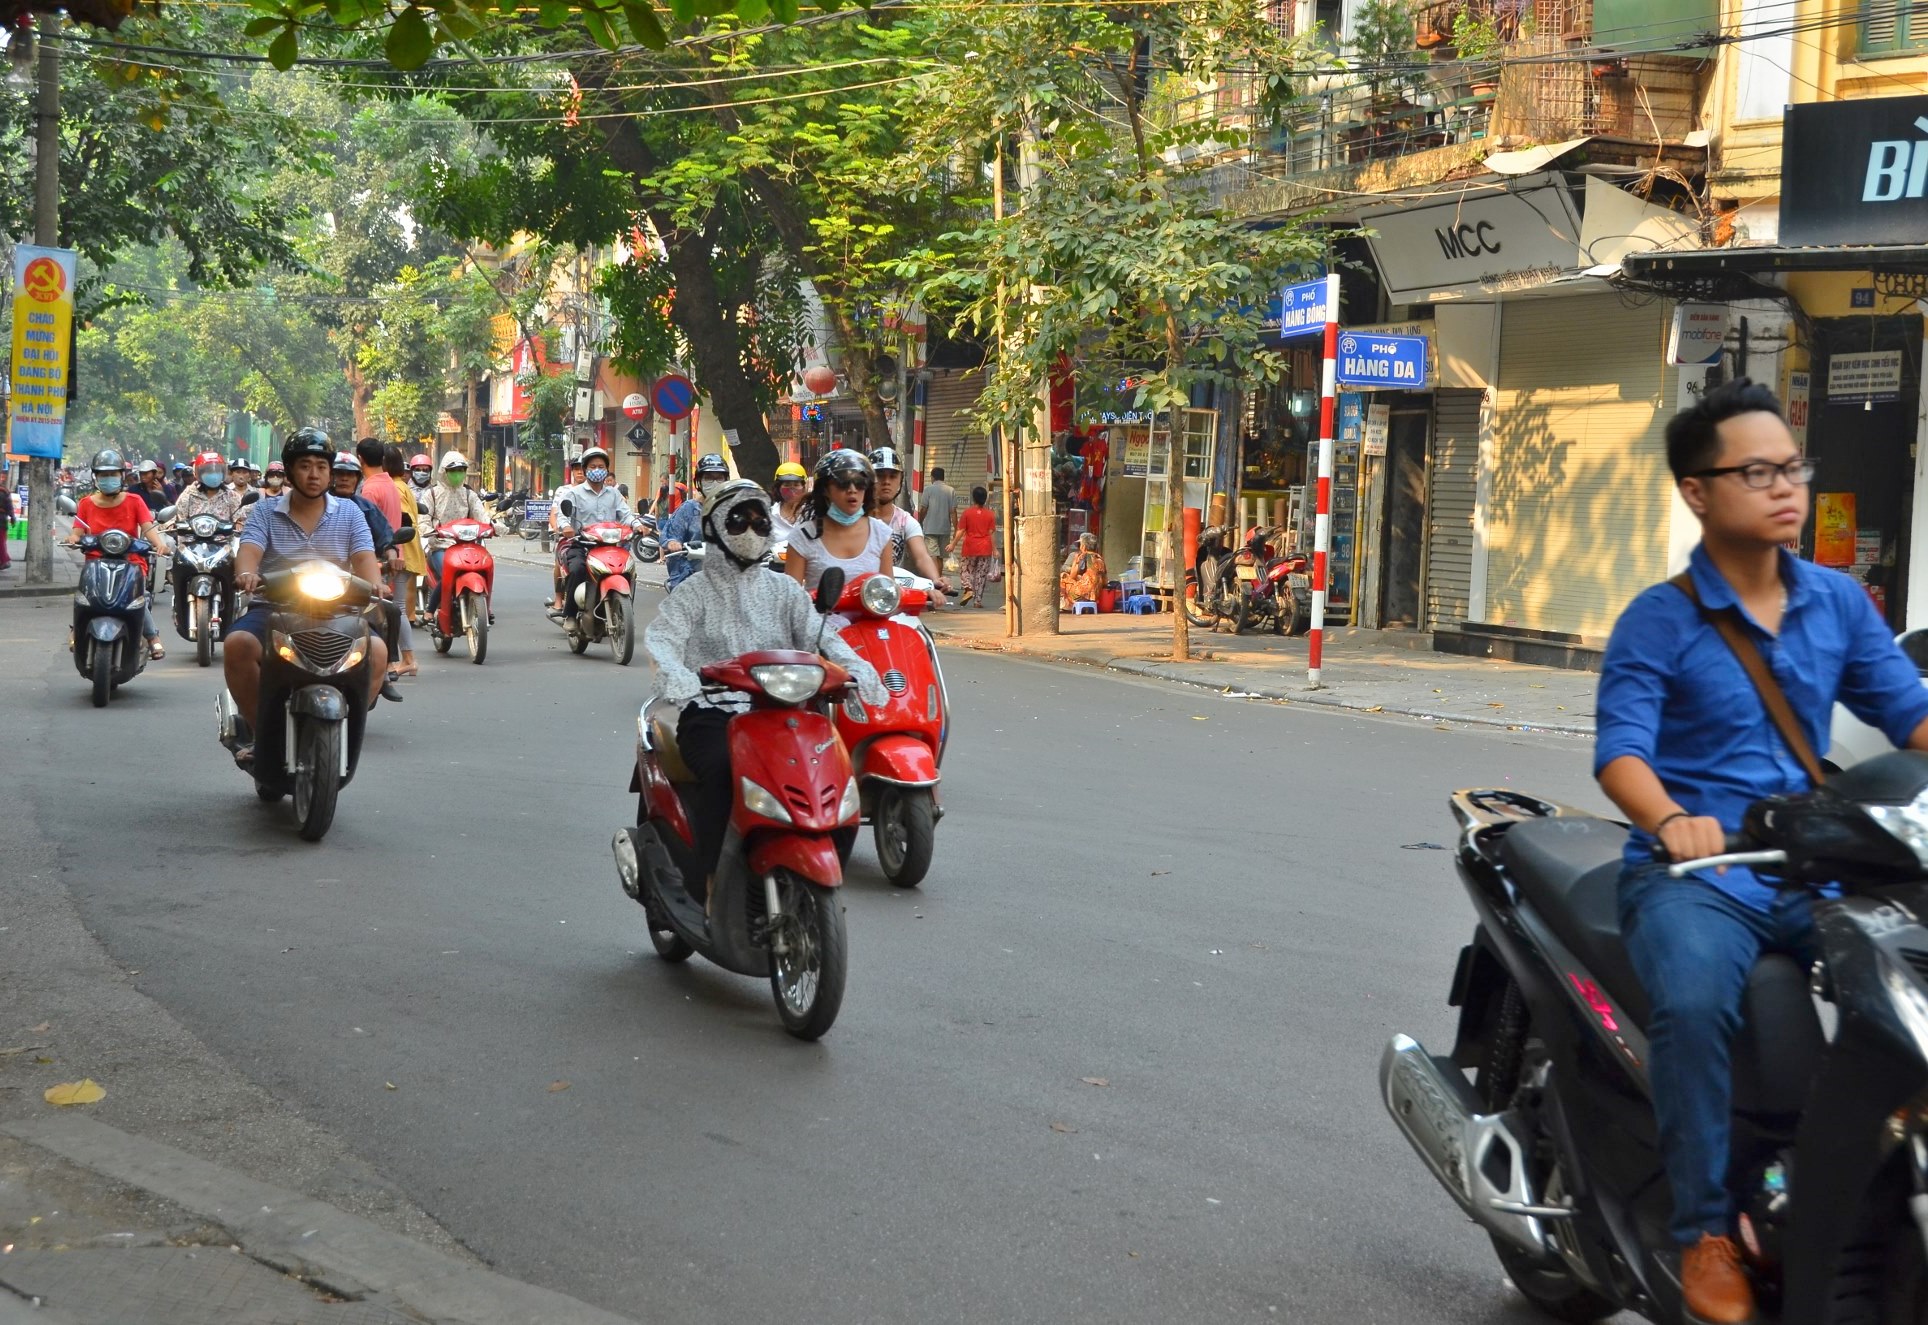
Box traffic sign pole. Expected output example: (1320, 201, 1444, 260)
(1309, 272, 1340, 689)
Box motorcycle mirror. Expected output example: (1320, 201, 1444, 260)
(815, 567, 846, 613)
(559, 498, 574, 519)
(482, 490, 499, 501)
(618, 483, 629, 497)
(154, 505, 177, 522)
(56, 495, 77, 515)
(1902, 629, 1928, 674)
(393, 526, 416, 545)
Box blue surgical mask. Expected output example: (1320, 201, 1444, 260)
(96, 475, 124, 495)
(199, 472, 223, 489)
(826, 502, 864, 527)
(586, 467, 608, 484)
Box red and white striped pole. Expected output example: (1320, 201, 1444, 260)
(1308, 271, 1340, 688)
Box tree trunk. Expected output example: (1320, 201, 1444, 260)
(345, 357, 373, 441)
(662, 227, 778, 484)
(1165, 310, 1190, 662)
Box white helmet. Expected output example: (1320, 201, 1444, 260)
(438, 450, 469, 472)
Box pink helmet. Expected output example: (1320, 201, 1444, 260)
(408, 453, 432, 469)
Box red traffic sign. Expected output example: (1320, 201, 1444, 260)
(651, 374, 695, 421)
(621, 392, 649, 420)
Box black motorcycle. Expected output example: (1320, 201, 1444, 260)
(218, 561, 377, 841)
(71, 528, 154, 708)
(170, 513, 238, 668)
(1384, 751, 1928, 1324)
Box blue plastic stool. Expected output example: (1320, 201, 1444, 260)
(1123, 594, 1158, 615)
(1071, 600, 1097, 615)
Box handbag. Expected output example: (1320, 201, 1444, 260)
(1670, 572, 1825, 785)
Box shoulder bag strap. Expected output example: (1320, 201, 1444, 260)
(1671, 572, 1825, 785)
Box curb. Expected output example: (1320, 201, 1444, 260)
(0, 583, 72, 599)
(931, 631, 1596, 738)
(2, 1116, 641, 1325)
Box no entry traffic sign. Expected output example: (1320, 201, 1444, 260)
(652, 374, 695, 421)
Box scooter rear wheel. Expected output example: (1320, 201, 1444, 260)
(769, 871, 847, 1041)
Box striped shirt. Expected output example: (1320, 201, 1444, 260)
(240, 494, 374, 574)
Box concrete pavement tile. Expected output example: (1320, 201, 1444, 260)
(0, 1246, 418, 1325)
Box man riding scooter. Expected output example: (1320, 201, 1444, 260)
(419, 451, 492, 621)
(329, 451, 407, 703)
(662, 453, 730, 591)
(550, 447, 632, 618)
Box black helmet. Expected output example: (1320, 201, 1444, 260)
(282, 427, 332, 466)
(868, 446, 903, 474)
(90, 448, 126, 474)
(694, 453, 730, 479)
(814, 448, 872, 485)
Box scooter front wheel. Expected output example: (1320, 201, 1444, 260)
(90, 645, 112, 708)
(193, 597, 214, 667)
(648, 919, 694, 963)
(293, 717, 342, 842)
(769, 871, 847, 1041)
(608, 592, 634, 666)
(464, 591, 488, 664)
(874, 786, 935, 889)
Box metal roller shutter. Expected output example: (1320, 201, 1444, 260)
(921, 370, 991, 490)
(1426, 389, 1481, 630)
(1488, 295, 1671, 637)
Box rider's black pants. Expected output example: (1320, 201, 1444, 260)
(559, 544, 589, 617)
(677, 705, 734, 897)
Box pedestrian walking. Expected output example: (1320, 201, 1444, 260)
(917, 467, 956, 570)
(0, 482, 13, 571)
(957, 485, 998, 608)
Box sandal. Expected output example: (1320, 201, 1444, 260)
(232, 744, 255, 769)
(148, 641, 166, 660)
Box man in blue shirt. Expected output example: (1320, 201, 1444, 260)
(1596, 378, 1928, 1323)
(663, 453, 731, 590)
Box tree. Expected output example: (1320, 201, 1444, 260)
(896, 0, 1326, 658)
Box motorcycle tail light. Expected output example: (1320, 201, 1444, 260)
(928, 684, 940, 721)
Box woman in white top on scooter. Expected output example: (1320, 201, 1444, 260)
(785, 449, 894, 597)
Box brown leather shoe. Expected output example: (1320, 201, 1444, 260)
(1682, 1234, 1756, 1324)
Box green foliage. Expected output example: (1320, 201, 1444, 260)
(1350, 0, 1423, 98)
(1449, 9, 1505, 61)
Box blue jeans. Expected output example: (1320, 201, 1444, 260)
(425, 549, 445, 612)
(1618, 863, 1817, 1245)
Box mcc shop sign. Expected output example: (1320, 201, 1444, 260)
(1781, 95, 1928, 246)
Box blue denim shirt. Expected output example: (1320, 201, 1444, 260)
(663, 497, 704, 588)
(1595, 543, 1928, 909)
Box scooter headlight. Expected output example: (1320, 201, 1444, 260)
(740, 778, 794, 824)
(837, 777, 861, 823)
(600, 527, 626, 545)
(98, 529, 132, 557)
(860, 574, 902, 618)
(294, 561, 347, 601)
(190, 515, 218, 539)
(452, 522, 481, 543)
(750, 662, 825, 705)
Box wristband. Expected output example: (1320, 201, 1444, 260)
(1652, 810, 1691, 835)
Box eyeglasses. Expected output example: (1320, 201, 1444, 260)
(723, 505, 772, 536)
(1689, 458, 1816, 489)
(830, 476, 871, 491)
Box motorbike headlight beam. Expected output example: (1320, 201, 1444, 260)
(294, 561, 348, 602)
(741, 778, 794, 825)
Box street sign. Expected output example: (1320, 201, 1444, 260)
(1279, 278, 1332, 338)
(1335, 332, 1429, 388)
(8, 245, 76, 459)
(621, 392, 649, 420)
(625, 422, 648, 445)
(524, 499, 552, 524)
(651, 374, 695, 421)
(435, 411, 459, 434)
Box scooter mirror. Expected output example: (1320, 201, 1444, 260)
(393, 526, 416, 545)
(815, 567, 846, 613)
(618, 483, 629, 497)
(559, 498, 575, 519)
(1901, 629, 1928, 674)
(154, 505, 177, 522)
(56, 494, 78, 516)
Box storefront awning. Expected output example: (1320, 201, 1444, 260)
(1619, 244, 1928, 304)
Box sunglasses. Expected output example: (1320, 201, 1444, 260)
(724, 505, 773, 535)
(830, 476, 871, 492)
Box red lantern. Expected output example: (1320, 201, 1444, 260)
(801, 365, 839, 397)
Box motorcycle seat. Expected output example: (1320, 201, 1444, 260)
(1500, 816, 1652, 1027)
(648, 714, 698, 783)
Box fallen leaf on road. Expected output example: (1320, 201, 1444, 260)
(1150, 869, 1170, 876)
(1050, 1121, 1078, 1133)
(27, 1024, 50, 1034)
(384, 1082, 397, 1091)
(32, 1056, 53, 1065)
(0, 1045, 48, 1058)
(1191, 715, 1208, 721)
(43, 1080, 104, 1107)
(1128, 1251, 1140, 1258)
(1081, 1077, 1110, 1087)
(1488, 702, 1505, 709)
(1364, 705, 1384, 713)
(1529, 683, 1546, 689)
(548, 1081, 571, 1093)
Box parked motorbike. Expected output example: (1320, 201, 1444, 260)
(613, 570, 857, 1040)
(555, 499, 638, 664)
(427, 518, 494, 664)
(632, 511, 662, 564)
(1232, 526, 1311, 636)
(831, 570, 947, 888)
(217, 561, 377, 841)
(1382, 750, 1928, 1324)
(70, 527, 156, 708)
(170, 513, 238, 667)
(1185, 525, 1237, 630)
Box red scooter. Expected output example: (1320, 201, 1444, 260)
(614, 628, 858, 1040)
(428, 518, 495, 663)
(1232, 525, 1312, 636)
(556, 502, 637, 665)
(831, 571, 947, 888)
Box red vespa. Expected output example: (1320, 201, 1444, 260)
(615, 641, 859, 1040)
(428, 518, 495, 663)
(556, 500, 638, 665)
(831, 570, 947, 888)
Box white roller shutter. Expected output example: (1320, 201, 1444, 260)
(1426, 389, 1481, 630)
(921, 370, 991, 490)
(1488, 295, 1671, 638)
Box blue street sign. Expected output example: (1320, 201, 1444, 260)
(1279, 279, 1331, 338)
(1335, 332, 1429, 388)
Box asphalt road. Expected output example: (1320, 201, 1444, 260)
(12, 560, 1619, 1324)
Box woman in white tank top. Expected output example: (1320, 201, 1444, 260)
(785, 450, 896, 595)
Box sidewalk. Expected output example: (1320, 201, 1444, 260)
(923, 602, 1600, 737)
(0, 1116, 638, 1325)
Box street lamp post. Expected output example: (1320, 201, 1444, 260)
(22, 14, 59, 586)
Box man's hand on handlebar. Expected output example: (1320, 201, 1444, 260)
(237, 570, 264, 594)
(1656, 813, 1729, 872)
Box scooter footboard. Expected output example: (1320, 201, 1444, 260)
(749, 834, 843, 887)
(858, 734, 938, 787)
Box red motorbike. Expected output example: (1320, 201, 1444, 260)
(556, 505, 637, 665)
(1232, 525, 1312, 636)
(428, 518, 495, 663)
(831, 571, 947, 888)
(615, 635, 859, 1040)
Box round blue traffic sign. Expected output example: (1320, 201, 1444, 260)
(651, 374, 695, 421)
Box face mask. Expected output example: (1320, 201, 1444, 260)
(264, 477, 284, 490)
(715, 502, 773, 566)
(410, 471, 431, 487)
(443, 473, 465, 489)
(96, 475, 124, 495)
(825, 501, 864, 527)
(199, 472, 223, 489)
(586, 467, 608, 484)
